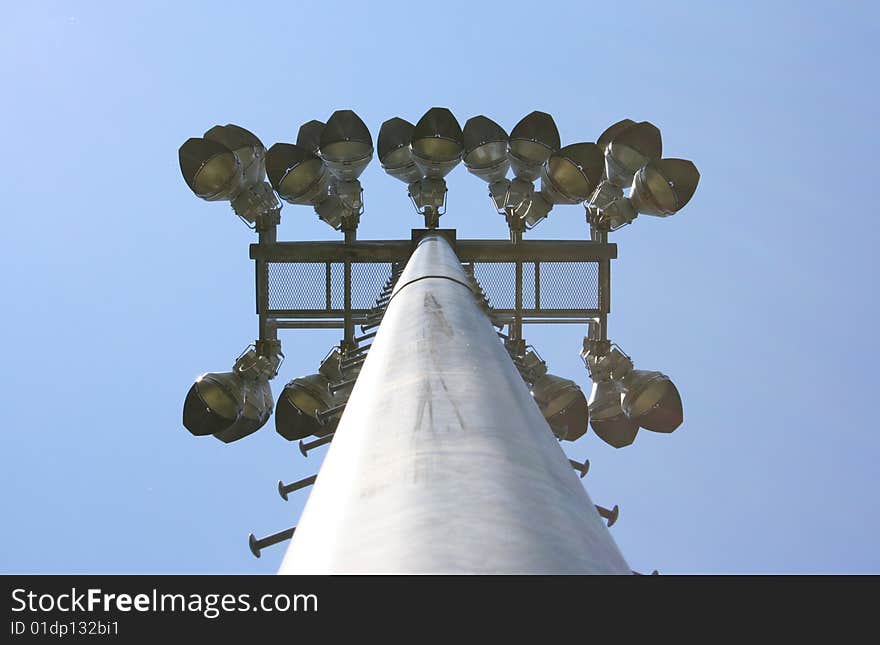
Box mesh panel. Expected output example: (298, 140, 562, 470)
(351, 262, 393, 309)
(538, 262, 600, 309)
(267, 262, 391, 312)
(472, 262, 516, 309)
(267, 263, 328, 310)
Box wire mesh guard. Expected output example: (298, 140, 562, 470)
(265, 260, 602, 319)
(267, 262, 393, 312)
(470, 261, 601, 314)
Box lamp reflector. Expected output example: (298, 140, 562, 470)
(630, 158, 700, 216)
(620, 370, 683, 433)
(296, 120, 325, 155)
(178, 138, 241, 201)
(319, 110, 373, 181)
(462, 115, 509, 183)
(378, 117, 421, 184)
(411, 107, 463, 178)
(540, 142, 605, 204)
(597, 118, 636, 152)
(604, 121, 662, 187)
(588, 380, 639, 448)
(214, 377, 273, 444)
(266, 143, 329, 205)
(275, 374, 337, 441)
(204, 124, 266, 185)
(183, 371, 242, 436)
(531, 374, 589, 441)
(508, 111, 560, 181)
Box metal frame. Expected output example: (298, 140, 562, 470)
(250, 229, 615, 342)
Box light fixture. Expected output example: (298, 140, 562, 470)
(531, 373, 589, 441)
(462, 115, 509, 183)
(629, 158, 700, 217)
(275, 349, 347, 441)
(581, 333, 684, 445)
(296, 120, 325, 155)
(183, 343, 281, 443)
(620, 369, 683, 433)
(410, 107, 463, 179)
(378, 117, 421, 184)
(318, 109, 373, 182)
(599, 120, 662, 188)
(179, 125, 279, 226)
(588, 380, 639, 448)
(511, 345, 589, 441)
(266, 143, 329, 205)
(508, 111, 560, 181)
(540, 142, 605, 205)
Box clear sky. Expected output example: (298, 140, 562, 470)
(1, 1, 877, 574)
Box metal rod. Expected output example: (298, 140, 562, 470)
(354, 331, 377, 343)
(595, 504, 619, 527)
(273, 320, 345, 329)
(329, 378, 358, 395)
(278, 475, 318, 501)
(278, 234, 630, 574)
(298, 433, 334, 457)
(569, 458, 590, 479)
(249, 526, 295, 558)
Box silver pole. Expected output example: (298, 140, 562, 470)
(278, 234, 630, 574)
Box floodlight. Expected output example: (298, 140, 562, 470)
(531, 374, 589, 441)
(540, 142, 605, 204)
(275, 374, 337, 441)
(620, 370, 683, 433)
(596, 118, 636, 152)
(266, 143, 330, 205)
(588, 380, 639, 448)
(204, 124, 267, 185)
(183, 346, 279, 444)
(179, 137, 242, 201)
(378, 117, 421, 184)
(508, 111, 560, 181)
(601, 121, 662, 188)
(296, 120, 325, 155)
(411, 107, 463, 178)
(275, 349, 345, 441)
(462, 115, 509, 183)
(629, 158, 700, 217)
(183, 371, 242, 436)
(319, 110, 373, 181)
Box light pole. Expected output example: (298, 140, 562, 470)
(177, 109, 699, 573)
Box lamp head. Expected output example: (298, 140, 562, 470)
(462, 115, 509, 183)
(179, 137, 242, 201)
(620, 370, 683, 433)
(601, 120, 662, 188)
(629, 158, 700, 217)
(203, 124, 267, 185)
(275, 373, 337, 441)
(508, 111, 560, 181)
(296, 120, 325, 155)
(531, 374, 589, 441)
(588, 380, 639, 448)
(411, 107, 463, 178)
(378, 117, 421, 184)
(266, 143, 330, 205)
(540, 142, 605, 204)
(319, 110, 373, 181)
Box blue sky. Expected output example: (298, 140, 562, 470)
(1, 1, 877, 573)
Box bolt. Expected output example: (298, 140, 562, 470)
(248, 526, 295, 558)
(569, 458, 590, 479)
(595, 504, 619, 527)
(278, 474, 317, 500)
(316, 402, 346, 425)
(299, 432, 334, 457)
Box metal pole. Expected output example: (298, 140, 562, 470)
(278, 234, 630, 574)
